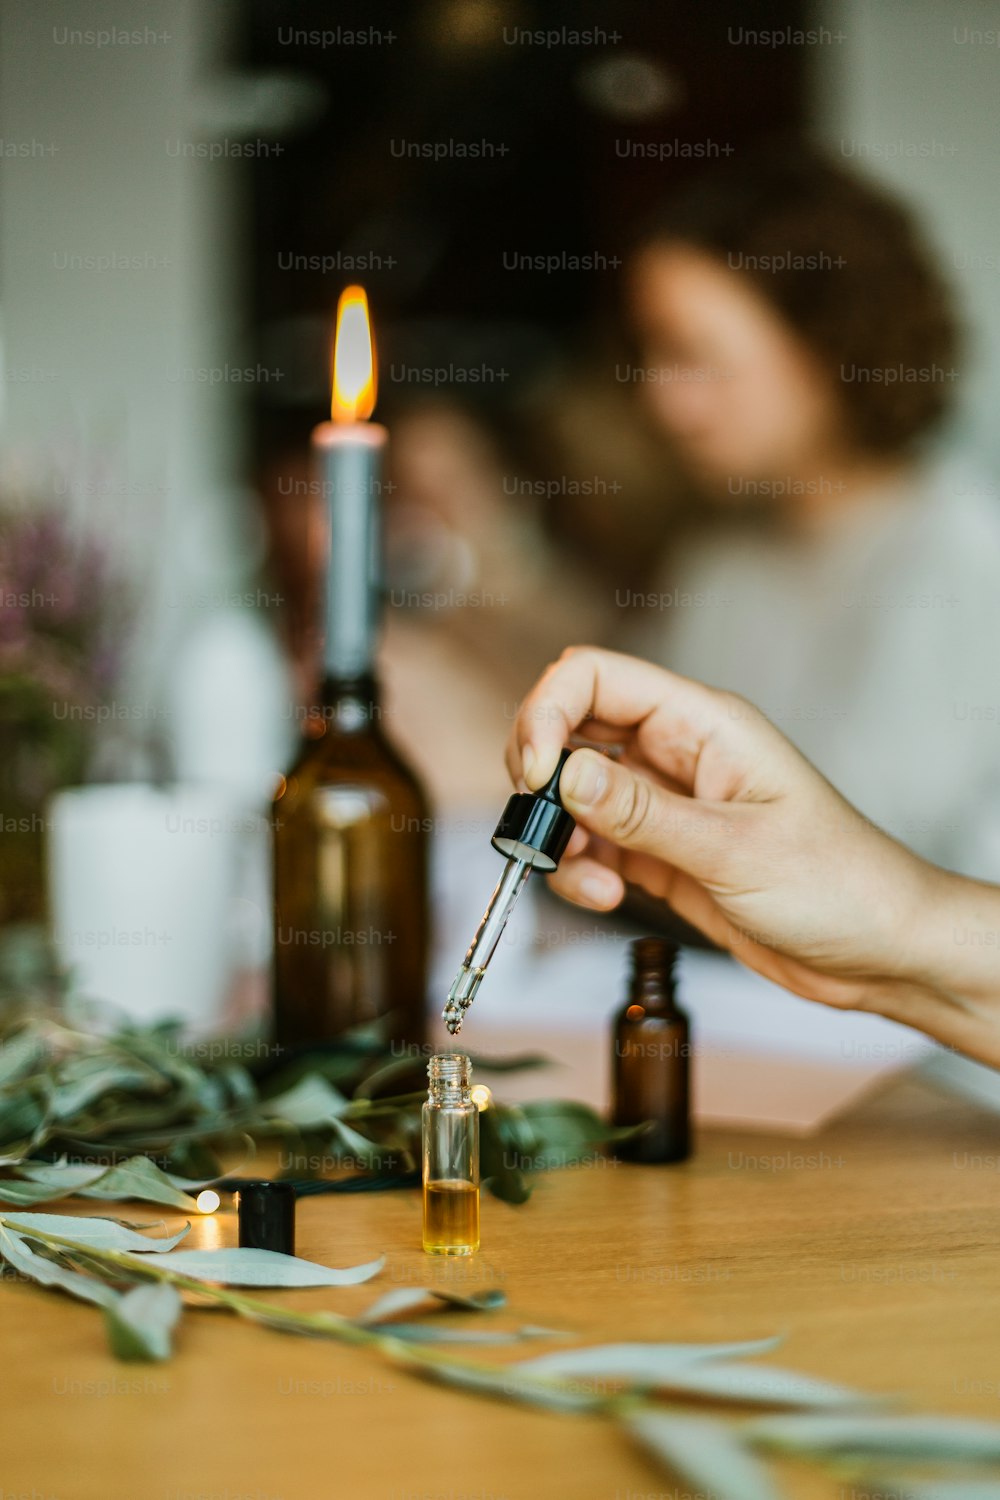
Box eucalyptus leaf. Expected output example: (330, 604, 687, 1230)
(513, 1337, 784, 1384)
(352, 1056, 427, 1100)
(373, 1324, 555, 1344)
(2, 1212, 190, 1252)
(479, 1107, 532, 1203)
(482, 1164, 531, 1205)
(624, 1411, 784, 1500)
(650, 1360, 874, 1410)
(430, 1287, 507, 1313)
(0, 1226, 118, 1307)
(0, 1177, 95, 1206)
(0, 1093, 50, 1154)
(126, 1246, 385, 1287)
(77, 1156, 199, 1210)
(218, 1062, 258, 1107)
(327, 1115, 383, 1165)
(489, 1103, 542, 1158)
(750, 1414, 1000, 1462)
(159, 1169, 232, 1191)
(465, 1050, 552, 1074)
(514, 1342, 865, 1409)
(51, 1063, 158, 1121)
(358, 1286, 507, 1324)
(104, 1283, 182, 1361)
(356, 1286, 432, 1323)
(512, 1097, 642, 1167)
(256, 1026, 387, 1093)
(258, 1074, 351, 1127)
(875, 1484, 1000, 1500)
(0, 1031, 45, 1087)
(155, 1153, 254, 1192)
(187, 1073, 230, 1115)
(519, 1099, 622, 1147)
(14, 1161, 110, 1189)
(161, 1139, 230, 1183)
(389, 1347, 602, 1412)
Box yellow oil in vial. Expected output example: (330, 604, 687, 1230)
(422, 1178, 480, 1255)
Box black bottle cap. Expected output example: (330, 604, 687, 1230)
(492, 747, 577, 872)
(237, 1180, 296, 1255)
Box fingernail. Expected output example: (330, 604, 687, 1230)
(580, 873, 617, 906)
(561, 751, 606, 806)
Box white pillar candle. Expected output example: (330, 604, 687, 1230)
(311, 420, 387, 679)
(47, 784, 254, 1033)
(311, 284, 386, 680)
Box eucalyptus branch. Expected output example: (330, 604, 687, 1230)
(0, 1009, 627, 1209)
(6, 1212, 1000, 1500)
(4, 1218, 614, 1415)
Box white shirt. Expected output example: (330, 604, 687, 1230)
(628, 458, 1000, 881)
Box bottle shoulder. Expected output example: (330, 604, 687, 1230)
(277, 723, 430, 804)
(614, 998, 689, 1028)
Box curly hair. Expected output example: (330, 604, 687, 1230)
(633, 143, 961, 456)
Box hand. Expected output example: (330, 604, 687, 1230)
(506, 647, 1000, 1063)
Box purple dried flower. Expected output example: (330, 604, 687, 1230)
(0, 499, 132, 802)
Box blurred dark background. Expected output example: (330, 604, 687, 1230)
(244, 0, 807, 453)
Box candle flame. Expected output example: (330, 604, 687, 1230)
(331, 285, 376, 422)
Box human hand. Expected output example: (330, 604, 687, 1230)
(507, 647, 1000, 1061)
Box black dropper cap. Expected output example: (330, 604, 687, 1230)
(491, 747, 577, 872)
(237, 1180, 296, 1255)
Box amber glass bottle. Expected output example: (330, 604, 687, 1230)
(272, 672, 429, 1050)
(271, 398, 430, 1051)
(612, 937, 691, 1163)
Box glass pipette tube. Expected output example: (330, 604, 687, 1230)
(442, 857, 532, 1034)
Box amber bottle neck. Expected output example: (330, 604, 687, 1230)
(317, 672, 382, 733)
(627, 939, 682, 1013)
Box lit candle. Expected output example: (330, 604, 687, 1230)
(311, 285, 386, 680)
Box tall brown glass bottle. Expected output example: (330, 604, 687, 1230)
(271, 356, 430, 1053)
(612, 937, 691, 1163)
(272, 672, 429, 1051)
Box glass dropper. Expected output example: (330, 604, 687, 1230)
(443, 857, 532, 1034)
(442, 748, 576, 1036)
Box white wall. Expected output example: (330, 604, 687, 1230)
(0, 0, 243, 540)
(0, 0, 293, 788)
(812, 0, 1000, 475)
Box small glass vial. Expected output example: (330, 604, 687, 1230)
(422, 1053, 480, 1255)
(611, 937, 691, 1163)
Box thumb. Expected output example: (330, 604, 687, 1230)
(559, 748, 728, 880)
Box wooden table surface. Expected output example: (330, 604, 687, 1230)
(3, 1071, 1000, 1500)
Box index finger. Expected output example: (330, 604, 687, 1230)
(506, 645, 722, 790)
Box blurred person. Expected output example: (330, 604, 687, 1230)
(509, 648, 1000, 1070)
(621, 144, 1000, 880)
(514, 368, 693, 597)
(379, 403, 615, 807)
